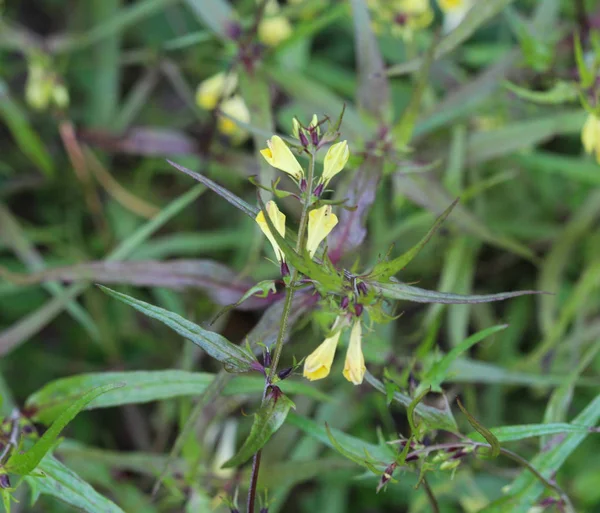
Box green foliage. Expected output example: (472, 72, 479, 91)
(0, 0, 599, 511)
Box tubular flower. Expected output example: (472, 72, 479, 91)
(321, 140, 349, 186)
(217, 95, 251, 143)
(303, 327, 342, 381)
(260, 135, 304, 180)
(255, 201, 286, 262)
(306, 205, 338, 258)
(582, 112, 600, 164)
(258, 15, 293, 47)
(343, 321, 366, 385)
(438, 0, 473, 33)
(195, 72, 238, 110)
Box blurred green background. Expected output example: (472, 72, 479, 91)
(1, 0, 599, 512)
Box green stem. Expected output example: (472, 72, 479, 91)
(247, 150, 316, 512)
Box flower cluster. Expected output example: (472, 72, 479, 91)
(25, 54, 69, 111)
(254, 116, 367, 385)
(368, 0, 433, 41)
(195, 72, 250, 144)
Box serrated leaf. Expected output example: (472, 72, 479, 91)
(24, 454, 125, 513)
(420, 325, 508, 393)
(372, 281, 544, 304)
(467, 423, 598, 443)
(169, 160, 259, 219)
(7, 383, 122, 475)
(504, 81, 578, 105)
(222, 387, 294, 468)
(99, 286, 255, 372)
(26, 371, 329, 425)
(457, 399, 500, 458)
(369, 199, 458, 281)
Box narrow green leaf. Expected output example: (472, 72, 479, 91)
(457, 398, 500, 458)
(99, 286, 256, 372)
(480, 394, 600, 513)
(373, 280, 544, 304)
(467, 423, 598, 444)
(365, 371, 458, 433)
(222, 387, 294, 468)
(168, 160, 259, 218)
(0, 80, 55, 178)
(407, 386, 431, 437)
(286, 411, 394, 465)
(420, 324, 508, 392)
(369, 199, 458, 281)
(7, 383, 122, 475)
(24, 454, 125, 513)
(26, 371, 329, 425)
(325, 424, 382, 473)
(504, 81, 578, 105)
(211, 280, 277, 324)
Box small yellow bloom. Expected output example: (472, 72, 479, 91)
(321, 140, 349, 186)
(306, 205, 338, 258)
(303, 328, 341, 381)
(258, 15, 293, 47)
(217, 95, 250, 143)
(260, 135, 304, 180)
(255, 200, 286, 262)
(582, 112, 600, 164)
(196, 72, 238, 110)
(343, 321, 366, 385)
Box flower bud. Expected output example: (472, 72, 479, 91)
(310, 128, 319, 146)
(313, 183, 324, 197)
(354, 303, 364, 317)
(341, 296, 349, 309)
(281, 261, 290, 277)
(0, 474, 10, 489)
(299, 130, 310, 147)
(357, 281, 368, 296)
(264, 348, 272, 367)
(278, 367, 293, 380)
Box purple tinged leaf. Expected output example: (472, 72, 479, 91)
(329, 157, 382, 262)
(81, 127, 197, 156)
(372, 281, 548, 304)
(10, 260, 274, 310)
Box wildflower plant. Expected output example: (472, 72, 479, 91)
(2, 2, 600, 513)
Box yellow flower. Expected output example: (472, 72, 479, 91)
(217, 95, 250, 143)
(321, 140, 349, 186)
(258, 15, 293, 47)
(303, 327, 342, 381)
(343, 321, 366, 385)
(260, 135, 304, 180)
(306, 205, 338, 258)
(582, 112, 600, 164)
(437, 0, 472, 32)
(255, 200, 286, 262)
(196, 72, 238, 110)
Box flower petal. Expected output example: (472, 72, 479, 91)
(343, 321, 365, 385)
(255, 201, 286, 262)
(303, 330, 341, 381)
(321, 141, 349, 186)
(306, 205, 338, 258)
(260, 135, 304, 180)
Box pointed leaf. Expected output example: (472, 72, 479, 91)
(457, 399, 500, 458)
(99, 286, 255, 372)
(504, 81, 578, 105)
(467, 423, 598, 444)
(169, 159, 259, 219)
(24, 454, 125, 513)
(222, 387, 294, 468)
(7, 383, 123, 475)
(372, 281, 545, 304)
(369, 199, 458, 281)
(212, 280, 278, 324)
